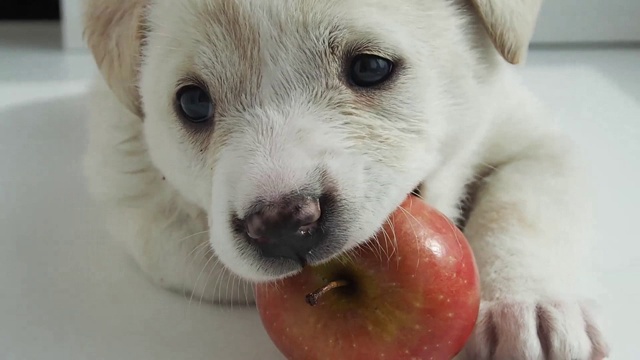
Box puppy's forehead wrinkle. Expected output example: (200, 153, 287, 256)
(256, 28, 346, 107)
(188, 0, 263, 112)
(187, 2, 348, 120)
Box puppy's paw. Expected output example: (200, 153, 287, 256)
(457, 299, 609, 360)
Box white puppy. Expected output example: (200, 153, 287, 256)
(82, 0, 609, 358)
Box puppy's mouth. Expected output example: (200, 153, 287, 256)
(411, 183, 423, 198)
(232, 182, 425, 279)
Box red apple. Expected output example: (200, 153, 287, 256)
(255, 195, 480, 360)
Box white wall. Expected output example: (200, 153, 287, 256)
(533, 0, 640, 43)
(60, 0, 640, 50)
(60, 0, 84, 50)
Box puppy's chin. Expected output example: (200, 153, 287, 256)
(225, 223, 352, 282)
(228, 242, 349, 283)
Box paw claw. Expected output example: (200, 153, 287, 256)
(457, 299, 609, 360)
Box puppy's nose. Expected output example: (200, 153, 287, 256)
(245, 196, 323, 264)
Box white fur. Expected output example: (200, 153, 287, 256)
(83, 0, 608, 358)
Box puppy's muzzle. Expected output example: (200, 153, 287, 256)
(236, 193, 332, 266)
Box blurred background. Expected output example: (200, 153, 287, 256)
(3, 0, 640, 48)
(1, 1, 639, 360)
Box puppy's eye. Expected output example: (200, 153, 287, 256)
(176, 85, 214, 123)
(349, 54, 394, 88)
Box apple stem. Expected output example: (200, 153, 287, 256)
(305, 280, 350, 306)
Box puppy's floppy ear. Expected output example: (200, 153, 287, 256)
(83, 0, 148, 117)
(470, 0, 543, 64)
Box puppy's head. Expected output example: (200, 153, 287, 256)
(84, 0, 541, 281)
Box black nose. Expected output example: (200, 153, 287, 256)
(243, 195, 323, 264)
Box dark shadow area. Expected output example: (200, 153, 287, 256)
(0, 0, 60, 20)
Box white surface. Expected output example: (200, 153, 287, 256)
(1, 27, 640, 360)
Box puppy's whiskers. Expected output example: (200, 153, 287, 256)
(198, 255, 222, 307)
(189, 245, 218, 307)
(379, 224, 394, 264)
(385, 217, 399, 261)
(182, 240, 211, 299)
(224, 262, 234, 308)
(367, 235, 384, 261)
(178, 230, 210, 245)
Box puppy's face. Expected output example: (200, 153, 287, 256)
(139, 0, 473, 281)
